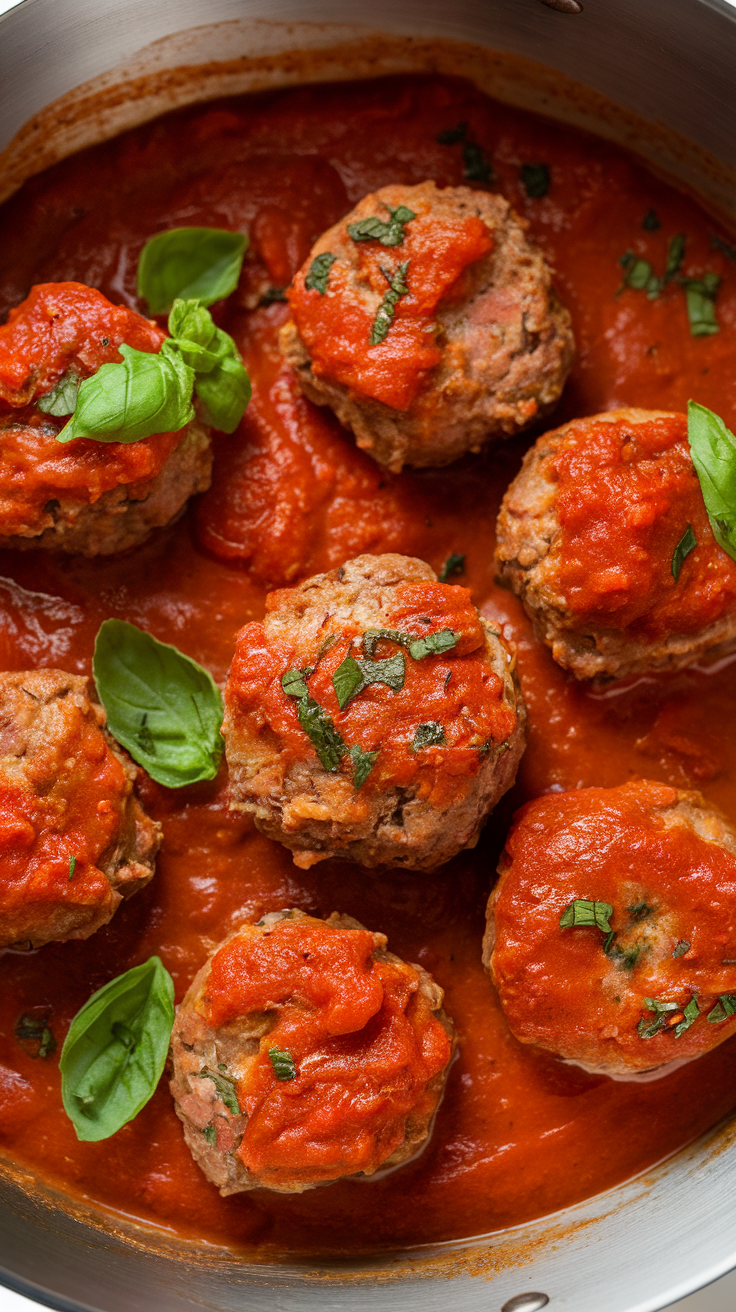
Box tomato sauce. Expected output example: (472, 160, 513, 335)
(551, 413, 736, 636)
(1, 74, 736, 1254)
(205, 917, 451, 1186)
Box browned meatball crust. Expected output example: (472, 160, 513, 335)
(223, 553, 526, 871)
(169, 909, 455, 1194)
(495, 408, 736, 680)
(281, 181, 574, 471)
(0, 669, 161, 948)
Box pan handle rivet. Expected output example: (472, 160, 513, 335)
(502, 1296, 550, 1312)
(538, 0, 583, 12)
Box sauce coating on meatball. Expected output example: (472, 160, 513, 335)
(552, 412, 736, 638)
(0, 670, 160, 949)
(169, 911, 454, 1193)
(485, 780, 736, 1077)
(287, 200, 492, 410)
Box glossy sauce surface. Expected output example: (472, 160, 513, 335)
(1, 75, 736, 1254)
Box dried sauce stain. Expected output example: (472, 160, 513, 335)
(1, 73, 736, 1255)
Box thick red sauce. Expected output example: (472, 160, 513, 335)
(1, 75, 736, 1254)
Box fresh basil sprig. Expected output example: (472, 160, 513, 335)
(93, 619, 224, 788)
(60, 957, 174, 1142)
(56, 298, 250, 444)
(687, 401, 736, 563)
(137, 227, 248, 315)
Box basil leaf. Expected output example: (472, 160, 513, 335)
(644, 997, 679, 1013)
(333, 652, 406, 709)
(203, 1123, 217, 1145)
(408, 629, 458, 660)
(712, 234, 736, 263)
(681, 272, 721, 337)
(627, 901, 653, 921)
(268, 1047, 297, 1081)
(196, 1066, 240, 1114)
(463, 141, 495, 184)
(638, 995, 679, 1040)
(674, 996, 700, 1037)
(617, 251, 660, 298)
(260, 286, 288, 305)
(602, 936, 640, 971)
(672, 939, 690, 957)
(687, 401, 736, 563)
(68, 855, 77, 881)
(559, 900, 613, 933)
(137, 227, 248, 314)
(362, 628, 407, 659)
(15, 1013, 56, 1059)
(347, 206, 416, 248)
(672, 524, 697, 580)
(93, 619, 224, 788)
(57, 344, 194, 445)
(297, 696, 347, 772)
(643, 208, 661, 231)
(60, 956, 174, 1142)
(350, 743, 378, 788)
(195, 353, 251, 433)
(708, 993, 736, 1023)
(411, 721, 446, 751)
(436, 122, 467, 145)
(332, 655, 364, 710)
(439, 552, 465, 582)
(37, 371, 80, 417)
(370, 260, 410, 346)
(282, 668, 311, 699)
(305, 252, 336, 295)
(664, 233, 686, 282)
(520, 163, 550, 199)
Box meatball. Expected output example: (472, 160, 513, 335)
(0, 282, 212, 555)
(484, 780, 736, 1078)
(495, 407, 736, 680)
(169, 908, 454, 1194)
(223, 552, 526, 871)
(281, 181, 574, 472)
(0, 669, 161, 949)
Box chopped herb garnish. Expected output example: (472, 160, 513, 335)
(712, 233, 736, 262)
(268, 1046, 297, 1081)
(68, 855, 77, 881)
(643, 208, 661, 231)
(638, 996, 679, 1039)
(687, 401, 736, 564)
(436, 122, 467, 145)
(672, 524, 697, 580)
(281, 668, 311, 699)
(408, 629, 459, 660)
(463, 141, 495, 184)
(37, 371, 80, 417)
(15, 1013, 56, 1059)
(297, 697, 346, 772)
(665, 233, 686, 281)
(559, 900, 613, 933)
(305, 252, 336, 295)
(439, 552, 466, 582)
(196, 1066, 240, 1114)
(411, 721, 446, 751)
(203, 1123, 217, 1146)
(603, 937, 641, 971)
(674, 996, 700, 1037)
(708, 993, 736, 1023)
(316, 634, 338, 661)
(681, 272, 721, 336)
(520, 163, 550, 199)
(347, 206, 416, 248)
(332, 652, 405, 709)
(618, 250, 660, 299)
(350, 743, 378, 788)
(370, 260, 410, 345)
(362, 628, 407, 659)
(628, 901, 654, 921)
(259, 286, 288, 304)
(672, 939, 690, 958)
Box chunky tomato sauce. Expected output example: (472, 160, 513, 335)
(206, 918, 450, 1186)
(492, 780, 736, 1071)
(1, 74, 736, 1254)
(228, 579, 514, 807)
(552, 413, 736, 636)
(0, 284, 181, 530)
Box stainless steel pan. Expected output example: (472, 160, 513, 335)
(1, 3, 736, 1309)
